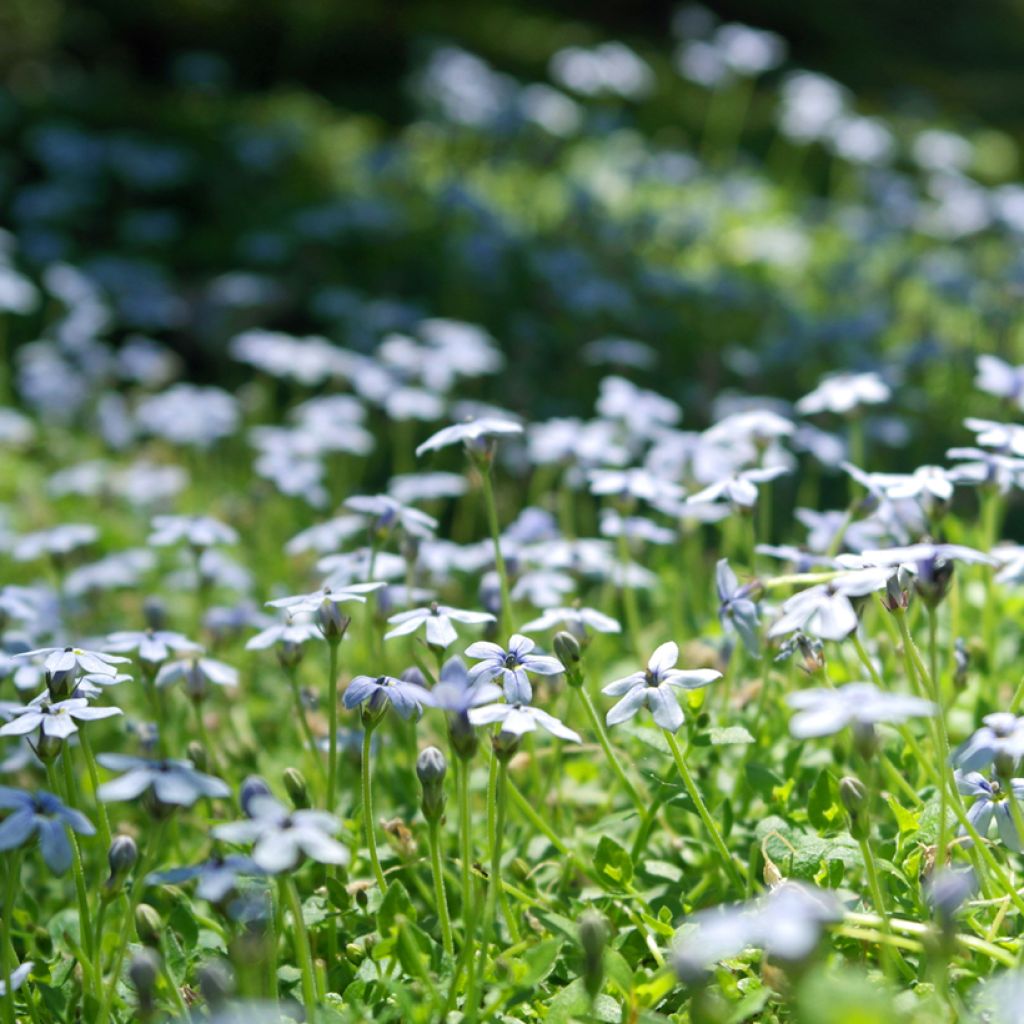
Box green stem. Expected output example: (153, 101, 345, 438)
(614, 530, 643, 659)
(50, 758, 95, 988)
(327, 639, 340, 813)
(428, 819, 455, 959)
(664, 731, 746, 892)
(457, 758, 474, 943)
(361, 724, 387, 892)
(471, 758, 508, 1019)
(77, 730, 112, 855)
(96, 821, 166, 1024)
(286, 666, 324, 787)
(577, 685, 645, 812)
(856, 835, 906, 980)
(281, 876, 318, 1020)
(1, 850, 23, 1024)
(479, 464, 513, 633)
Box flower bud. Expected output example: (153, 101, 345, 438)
(135, 904, 163, 948)
(492, 729, 521, 762)
(851, 720, 879, 761)
(882, 567, 912, 613)
(276, 641, 304, 671)
(34, 732, 64, 763)
(197, 959, 234, 1009)
(187, 740, 208, 773)
(416, 746, 448, 822)
(448, 711, 479, 761)
(554, 632, 582, 686)
(578, 910, 606, 1001)
(317, 600, 351, 642)
(143, 597, 168, 632)
(839, 776, 870, 841)
(914, 557, 954, 609)
(128, 948, 161, 1019)
(240, 775, 273, 817)
(104, 835, 138, 899)
(283, 767, 310, 810)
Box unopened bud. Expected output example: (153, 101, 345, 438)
(135, 904, 163, 948)
(283, 767, 310, 809)
(914, 557, 954, 610)
(128, 948, 161, 1019)
(852, 720, 879, 761)
(197, 959, 234, 1009)
(839, 776, 870, 840)
(240, 775, 272, 817)
(492, 729, 521, 762)
(104, 835, 138, 899)
(448, 712, 479, 761)
(317, 600, 350, 642)
(417, 746, 448, 822)
(553, 632, 582, 685)
(187, 740, 208, 773)
(276, 641, 304, 670)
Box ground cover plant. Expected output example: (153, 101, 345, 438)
(8, 5, 1024, 1023)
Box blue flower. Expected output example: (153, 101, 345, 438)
(148, 853, 263, 902)
(0, 961, 32, 997)
(958, 771, 1024, 851)
(0, 787, 94, 874)
(97, 754, 231, 807)
(786, 682, 935, 739)
(953, 713, 1024, 773)
(214, 794, 348, 874)
(343, 674, 434, 720)
(0, 697, 122, 740)
(384, 603, 494, 650)
(466, 634, 564, 704)
(716, 559, 760, 654)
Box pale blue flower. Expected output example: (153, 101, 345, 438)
(466, 634, 564, 703)
(0, 788, 94, 874)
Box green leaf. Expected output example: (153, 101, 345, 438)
(376, 879, 416, 933)
(886, 795, 921, 836)
(746, 762, 784, 798)
(517, 938, 563, 987)
(808, 770, 837, 831)
(547, 978, 620, 1024)
(708, 725, 755, 746)
(756, 815, 862, 880)
(594, 835, 634, 890)
(603, 948, 634, 996)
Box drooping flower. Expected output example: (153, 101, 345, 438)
(465, 634, 564, 703)
(716, 559, 760, 654)
(768, 568, 889, 642)
(0, 787, 95, 874)
(602, 642, 721, 732)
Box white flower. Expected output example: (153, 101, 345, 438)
(796, 372, 890, 416)
(416, 417, 523, 457)
(384, 603, 495, 649)
(468, 701, 581, 743)
(786, 682, 935, 739)
(602, 642, 721, 732)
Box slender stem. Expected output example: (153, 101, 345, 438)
(280, 876, 317, 1020)
(472, 758, 508, 1017)
(326, 639, 340, 812)
(158, 937, 190, 1018)
(428, 819, 455, 959)
(361, 724, 387, 892)
(1, 851, 23, 1024)
(77, 731, 112, 855)
(577, 685, 645, 812)
(285, 666, 324, 786)
(614, 530, 643, 659)
(663, 731, 746, 892)
(97, 821, 166, 1024)
(50, 758, 95, 989)
(856, 835, 905, 980)
(457, 758, 473, 943)
(479, 464, 513, 633)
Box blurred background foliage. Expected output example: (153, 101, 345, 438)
(2, 0, 1024, 465)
